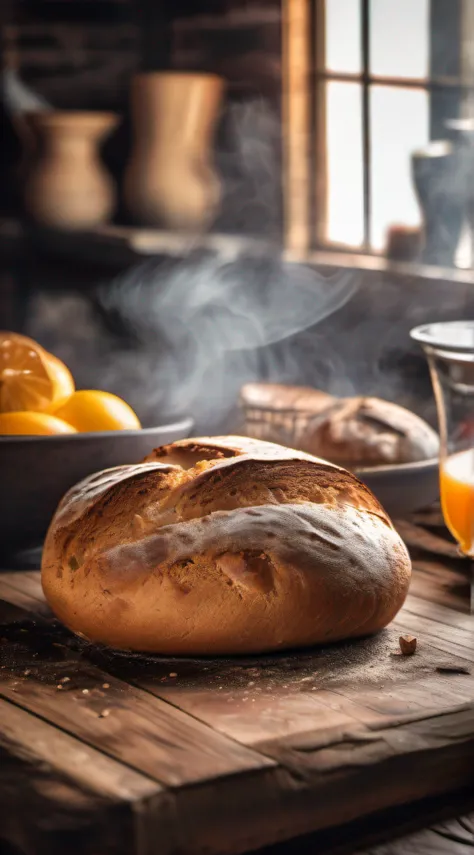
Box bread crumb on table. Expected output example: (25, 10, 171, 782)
(399, 635, 417, 655)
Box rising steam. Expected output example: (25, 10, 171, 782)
(98, 251, 358, 431)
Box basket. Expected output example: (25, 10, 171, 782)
(240, 400, 319, 449)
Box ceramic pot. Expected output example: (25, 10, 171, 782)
(445, 119, 474, 267)
(124, 72, 225, 231)
(24, 111, 118, 230)
(412, 141, 466, 267)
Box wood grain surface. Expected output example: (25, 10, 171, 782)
(359, 815, 474, 855)
(0, 508, 473, 855)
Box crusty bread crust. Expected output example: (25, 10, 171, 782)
(41, 436, 411, 654)
(297, 397, 439, 467)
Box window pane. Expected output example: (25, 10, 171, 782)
(370, 0, 429, 79)
(326, 81, 364, 247)
(325, 0, 361, 74)
(370, 86, 429, 250)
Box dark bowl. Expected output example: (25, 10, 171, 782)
(0, 418, 193, 557)
(355, 457, 440, 519)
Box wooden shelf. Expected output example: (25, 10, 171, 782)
(0, 219, 274, 269)
(287, 246, 474, 286)
(2, 219, 474, 286)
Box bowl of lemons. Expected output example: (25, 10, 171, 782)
(0, 332, 193, 557)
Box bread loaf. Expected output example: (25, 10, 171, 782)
(41, 436, 411, 655)
(297, 397, 439, 468)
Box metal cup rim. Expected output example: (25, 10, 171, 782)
(410, 321, 474, 354)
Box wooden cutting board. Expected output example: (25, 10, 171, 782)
(0, 514, 473, 855)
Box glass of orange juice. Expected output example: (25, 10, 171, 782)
(411, 321, 474, 612)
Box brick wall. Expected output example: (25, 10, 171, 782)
(3, 21, 138, 110)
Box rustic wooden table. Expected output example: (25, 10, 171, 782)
(0, 507, 473, 855)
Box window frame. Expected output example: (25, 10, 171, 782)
(283, 0, 464, 257)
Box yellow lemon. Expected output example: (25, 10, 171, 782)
(0, 411, 78, 436)
(54, 390, 141, 432)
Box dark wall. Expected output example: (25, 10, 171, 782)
(1, 0, 283, 236)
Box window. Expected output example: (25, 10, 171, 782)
(284, 0, 463, 255)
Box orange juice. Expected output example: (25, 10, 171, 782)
(440, 449, 474, 555)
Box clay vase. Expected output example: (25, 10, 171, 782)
(124, 72, 225, 231)
(412, 141, 466, 267)
(24, 111, 119, 230)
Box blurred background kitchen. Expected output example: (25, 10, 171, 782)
(1, 0, 474, 434)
